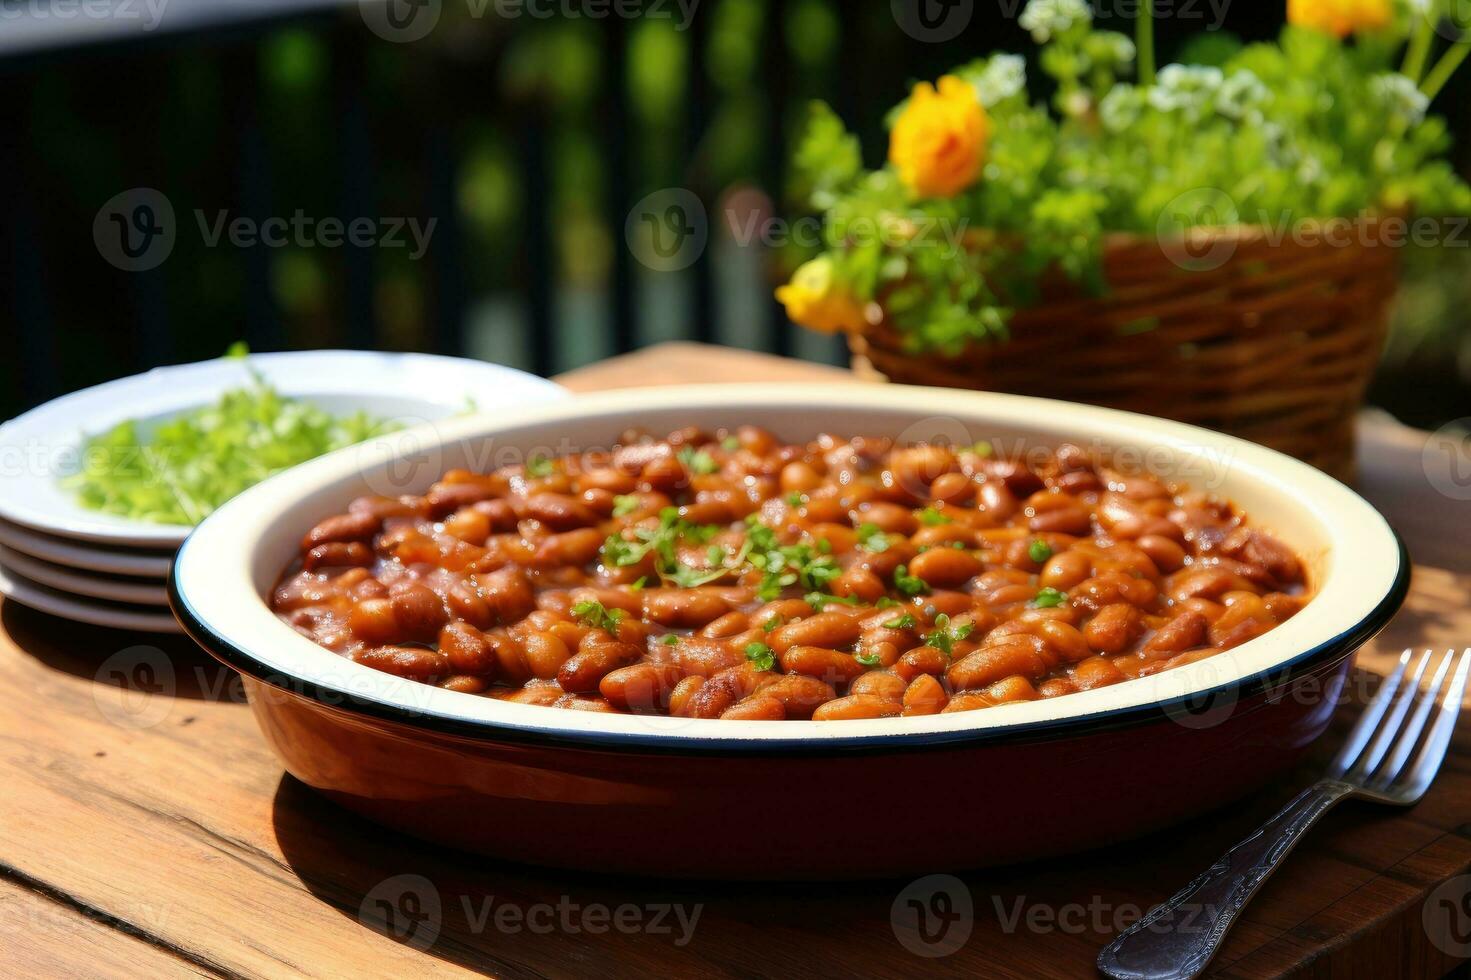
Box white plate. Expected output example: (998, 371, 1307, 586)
(0, 519, 174, 578)
(0, 350, 567, 549)
(0, 545, 167, 605)
(0, 563, 181, 633)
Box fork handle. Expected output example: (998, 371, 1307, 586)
(1097, 780, 1355, 980)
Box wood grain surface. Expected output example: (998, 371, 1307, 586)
(1, 343, 1467, 979)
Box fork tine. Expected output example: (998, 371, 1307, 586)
(1394, 650, 1471, 801)
(1327, 649, 1411, 778)
(1368, 650, 1455, 790)
(1348, 650, 1434, 782)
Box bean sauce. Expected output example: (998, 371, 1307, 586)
(271, 428, 1309, 720)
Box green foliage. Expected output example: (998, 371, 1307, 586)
(790, 3, 1471, 355)
(64, 350, 398, 526)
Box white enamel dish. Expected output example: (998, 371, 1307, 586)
(0, 350, 568, 549)
(171, 383, 1407, 750)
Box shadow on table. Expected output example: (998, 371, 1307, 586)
(2, 600, 245, 702)
(267, 672, 1410, 979)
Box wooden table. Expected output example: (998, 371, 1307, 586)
(3, 343, 1469, 979)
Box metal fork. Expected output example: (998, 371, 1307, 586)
(1098, 648, 1471, 980)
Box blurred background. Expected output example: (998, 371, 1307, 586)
(1, 0, 1467, 429)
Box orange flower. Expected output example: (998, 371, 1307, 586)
(888, 75, 989, 198)
(1287, 0, 1391, 38)
(775, 258, 867, 334)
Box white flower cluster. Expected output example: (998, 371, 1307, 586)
(1371, 73, 1430, 126)
(975, 54, 1028, 107)
(1019, 0, 1093, 44)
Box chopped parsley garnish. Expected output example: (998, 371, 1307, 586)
(805, 592, 862, 610)
(707, 544, 726, 565)
(786, 492, 805, 508)
(1028, 539, 1053, 564)
(923, 613, 974, 655)
(660, 634, 680, 645)
(665, 563, 730, 588)
(855, 652, 883, 668)
(875, 596, 901, 609)
(721, 435, 741, 451)
(744, 642, 775, 671)
(762, 615, 784, 633)
(571, 600, 625, 633)
(971, 440, 994, 458)
(894, 564, 929, 596)
(856, 522, 891, 553)
(918, 507, 952, 526)
(629, 576, 647, 591)
(1032, 587, 1068, 608)
(677, 445, 720, 475)
(526, 454, 555, 478)
(744, 521, 841, 601)
(612, 494, 641, 517)
(601, 507, 720, 579)
(882, 613, 917, 630)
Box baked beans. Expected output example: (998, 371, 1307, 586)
(271, 427, 1309, 720)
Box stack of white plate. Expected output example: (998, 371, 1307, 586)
(0, 351, 567, 634)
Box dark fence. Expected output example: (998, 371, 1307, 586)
(1, 0, 1467, 426)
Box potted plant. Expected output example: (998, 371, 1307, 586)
(777, 0, 1470, 478)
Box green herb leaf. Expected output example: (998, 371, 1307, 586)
(855, 652, 884, 668)
(677, 445, 719, 476)
(1029, 539, 1054, 564)
(744, 642, 776, 671)
(612, 494, 641, 517)
(722, 435, 741, 451)
(1032, 587, 1068, 608)
(919, 507, 952, 526)
(805, 591, 862, 610)
(526, 454, 555, 478)
(894, 564, 930, 596)
(882, 613, 917, 630)
(571, 600, 626, 633)
(856, 522, 891, 553)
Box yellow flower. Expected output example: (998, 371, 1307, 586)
(775, 257, 867, 335)
(1287, 0, 1392, 38)
(888, 75, 989, 198)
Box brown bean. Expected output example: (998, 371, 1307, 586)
(670, 636, 744, 677)
(643, 589, 733, 628)
(849, 671, 907, 700)
(851, 501, 919, 535)
(389, 584, 448, 639)
(600, 663, 686, 712)
(667, 675, 705, 717)
(525, 493, 599, 530)
(440, 621, 495, 675)
(1144, 611, 1208, 654)
(302, 511, 379, 549)
(754, 674, 837, 719)
(522, 631, 572, 679)
(303, 541, 374, 571)
(907, 547, 983, 589)
(426, 482, 497, 518)
(349, 598, 400, 646)
(767, 612, 863, 655)
(722, 696, 786, 721)
(901, 674, 949, 715)
(813, 694, 902, 721)
(557, 641, 642, 694)
(685, 664, 768, 718)
(1137, 534, 1186, 573)
(780, 646, 867, 685)
(701, 611, 750, 638)
(947, 634, 1050, 691)
(354, 646, 447, 680)
(1083, 603, 1144, 654)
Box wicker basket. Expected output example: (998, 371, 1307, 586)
(851, 221, 1401, 481)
